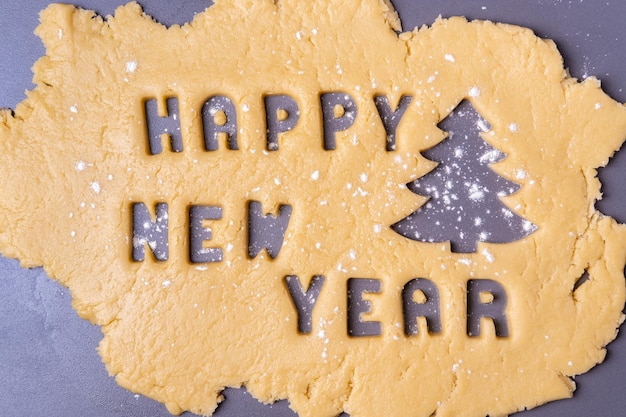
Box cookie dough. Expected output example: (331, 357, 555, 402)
(0, 1, 625, 416)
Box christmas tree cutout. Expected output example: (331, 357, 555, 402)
(392, 99, 537, 253)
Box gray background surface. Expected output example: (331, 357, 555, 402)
(0, 1, 624, 416)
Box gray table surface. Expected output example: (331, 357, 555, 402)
(0, 1, 625, 416)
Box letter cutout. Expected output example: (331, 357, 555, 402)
(202, 95, 238, 151)
(402, 278, 442, 335)
(189, 205, 223, 264)
(320, 92, 357, 150)
(347, 278, 382, 337)
(248, 201, 292, 259)
(466, 279, 509, 337)
(145, 97, 183, 155)
(132, 202, 169, 262)
(374, 94, 413, 151)
(284, 275, 326, 334)
(264, 94, 300, 151)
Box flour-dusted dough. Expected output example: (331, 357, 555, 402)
(0, 1, 625, 416)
